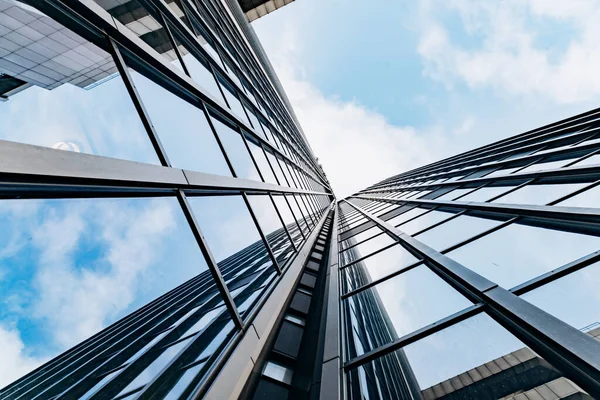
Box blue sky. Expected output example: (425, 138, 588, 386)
(253, 0, 600, 198)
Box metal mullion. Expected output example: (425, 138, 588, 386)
(356, 194, 600, 232)
(343, 200, 600, 397)
(298, 193, 317, 226)
(283, 194, 307, 241)
(177, 191, 242, 329)
(158, 11, 190, 77)
(268, 193, 298, 253)
(563, 147, 600, 168)
(165, 0, 301, 153)
(108, 38, 171, 167)
(342, 218, 517, 300)
(241, 192, 282, 275)
(339, 242, 399, 271)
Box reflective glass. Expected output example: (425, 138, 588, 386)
(341, 226, 381, 249)
(221, 82, 248, 124)
(457, 185, 511, 202)
(384, 206, 428, 226)
(434, 188, 473, 201)
(491, 183, 587, 205)
(0, 197, 207, 385)
(569, 152, 600, 168)
(345, 265, 471, 357)
(522, 261, 600, 331)
(272, 195, 304, 246)
(130, 69, 231, 176)
(555, 184, 600, 208)
(342, 244, 420, 292)
(178, 46, 224, 104)
(398, 210, 454, 235)
(447, 223, 600, 288)
(247, 139, 277, 184)
(94, 1, 183, 71)
(188, 196, 275, 295)
(341, 233, 397, 266)
(404, 314, 546, 395)
(0, 3, 158, 163)
(248, 195, 295, 266)
(483, 165, 522, 178)
(516, 158, 571, 173)
(415, 215, 504, 251)
(163, 362, 204, 400)
(210, 118, 258, 180)
(347, 314, 565, 400)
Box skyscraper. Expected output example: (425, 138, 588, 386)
(2, 1, 600, 400)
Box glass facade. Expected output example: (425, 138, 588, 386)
(338, 111, 600, 399)
(0, 0, 332, 398)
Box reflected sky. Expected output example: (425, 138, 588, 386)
(0, 197, 207, 387)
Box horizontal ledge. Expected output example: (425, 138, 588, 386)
(0, 140, 330, 196)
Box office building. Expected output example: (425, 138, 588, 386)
(2, 0, 600, 399)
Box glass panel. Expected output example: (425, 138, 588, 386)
(0, 3, 158, 163)
(263, 361, 293, 384)
(447, 223, 600, 288)
(415, 215, 504, 251)
(95, 0, 183, 70)
(516, 158, 571, 173)
(491, 183, 587, 205)
(522, 260, 600, 331)
(247, 139, 277, 184)
(210, 118, 258, 180)
(404, 314, 554, 397)
(188, 196, 275, 296)
(347, 314, 567, 400)
(130, 69, 231, 176)
(434, 188, 473, 201)
(398, 210, 454, 236)
(481, 165, 522, 178)
(341, 233, 397, 266)
(0, 197, 207, 385)
(178, 45, 224, 104)
(345, 265, 471, 357)
(341, 226, 381, 249)
(163, 362, 204, 400)
(117, 337, 193, 396)
(288, 195, 310, 234)
(247, 195, 295, 266)
(220, 82, 248, 124)
(272, 195, 303, 247)
(342, 244, 421, 292)
(384, 207, 428, 226)
(457, 185, 511, 202)
(569, 152, 600, 168)
(555, 184, 600, 208)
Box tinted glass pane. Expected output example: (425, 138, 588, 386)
(247, 139, 277, 184)
(555, 184, 600, 208)
(247, 195, 295, 266)
(491, 183, 587, 205)
(188, 196, 276, 298)
(340, 233, 397, 266)
(0, 197, 207, 385)
(341, 226, 381, 249)
(211, 118, 258, 180)
(345, 265, 471, 357)
(404, 314, 548, 395)
(341, 244, 420, 292)
(448, 223, 600, 288)
(179, 48, 224, 104)
(457, 186, 511, 202)
(385, 207, 428, 225)
(347, 314, 568, 400)
(130, 69, 231, 176)
(0, 3, 158, 164)
(398, 210, 454, 236)
(272, 195, 303, 246)
(415, 215, 504, 251)
(94, 0, 183, 70)
(522, 261, 600, 331)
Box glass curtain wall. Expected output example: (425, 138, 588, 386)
(0, 0, 332, 399)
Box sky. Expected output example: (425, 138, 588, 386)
(253, 0, 600, 198)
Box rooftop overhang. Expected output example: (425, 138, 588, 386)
(239, 0, 295, 22)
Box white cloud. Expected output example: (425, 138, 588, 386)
(32, 199, 176, 348)
(417, 0, 600, 103)
(0, 324, 47, 387)
(254, 21, 455, 199)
